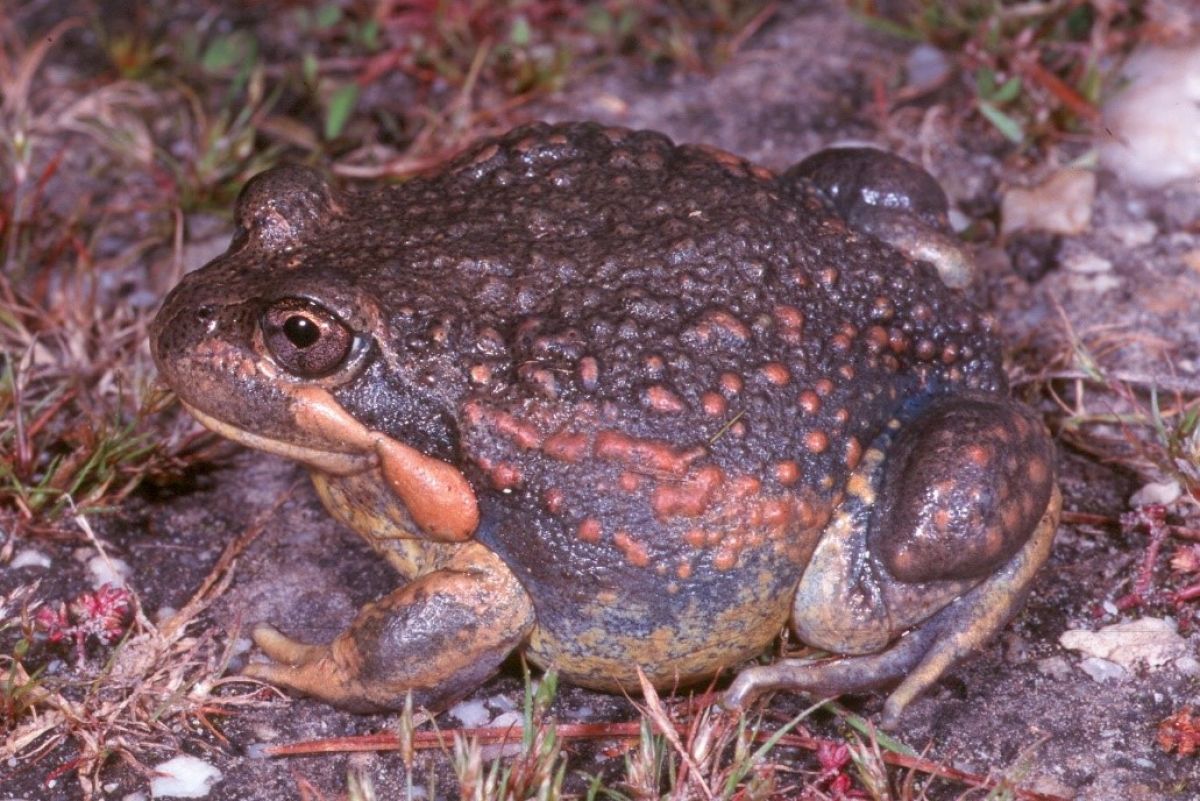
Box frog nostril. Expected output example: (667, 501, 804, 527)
(195, 305, 215, 321)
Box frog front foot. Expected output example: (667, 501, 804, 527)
(781, 146, 976, 289)
(725, 395, 1059, 728)
(244, 542, 534, 712)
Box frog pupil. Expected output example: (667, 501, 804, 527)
(283, 316, 319, 348)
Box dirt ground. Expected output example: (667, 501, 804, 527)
(3, 2, 1200, 799)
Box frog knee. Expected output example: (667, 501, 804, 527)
(872, 397, 1055, 583)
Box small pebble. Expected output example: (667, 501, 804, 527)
(447, 698, 492, 728)
(905, 44, 951, 91)
(1001, 169, 1096, 236)
(149, 755, 222, 798)
(250, 724, 281, 742)
(86, 555, 132, 588)
(1129, 479, 1182, 507)
(243, 743, 269, 760)
(1036, 655, 1073, 681)
(1110, 220, 1158, 248)
(1063, 250, 1112, 274)
(10, 548, 51, 569)
(1062, 247, 1120, 293)
(1100, 44, 1200, 187)
(1175, 655, 1200, 677)
(490, 693, 517, 712)
(1060, 617, 1188, 669)
(1078, 656, 1128, 683)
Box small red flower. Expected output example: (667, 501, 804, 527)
(816, 741, 849, 774)
(33, 584, 133, 662)
(33, 604, 70, 643)
(69, 584, 133, 645)
(813, 740, 866, 799)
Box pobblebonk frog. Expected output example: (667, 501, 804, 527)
(151, 122, 1058, 727)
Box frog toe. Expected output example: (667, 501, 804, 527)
(250, 623, 326, 665)
(246, 623, 377, 709)
(244, 650, 336, 695)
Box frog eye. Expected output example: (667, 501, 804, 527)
(261, 298, 354, 378)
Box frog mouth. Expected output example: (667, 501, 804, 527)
(180, 386, 480, 543)
(181, 402, 376, 476)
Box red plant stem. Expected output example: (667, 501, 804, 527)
(261, 720, 1068, 801)
(1173, 582, 1200, 603)
(1133, 510, 1170, 597)
(1061, 510, 1200, 542)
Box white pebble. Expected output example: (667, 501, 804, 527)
(87, 555, 131, 588)
(10, 548, 51, 569)
(1063, 250, 1112, 274)
(1175, 655, 1200, 677)
(150, 755, 222, 798)
(243, 743, 269, 760)
(1077, 656, 1128, 683)
(1110, 220, 1157, 248)
(1100, 44, 1200, 187)
(1060, 617, 1188, 669)
(489, 693, 517, 712)
(447, 698, 492, 728)
(1129, 479, 1182, 507)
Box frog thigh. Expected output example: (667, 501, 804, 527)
(725, 396, 1059, 727)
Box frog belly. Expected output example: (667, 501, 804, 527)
(523, 573, 795, 691)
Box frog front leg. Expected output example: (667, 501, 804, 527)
(245, 541, 535, 712)
(779, 146, 976, 289)
(726, 395, 1059, 728)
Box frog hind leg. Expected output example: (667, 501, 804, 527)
(725, 396, 1059, 728)
(244, 541, 535, 713)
